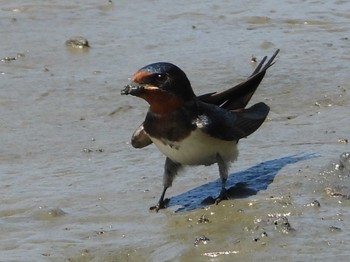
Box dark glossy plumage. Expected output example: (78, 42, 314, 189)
(127, 49, 279, 148)
(121, 49, 279, 211)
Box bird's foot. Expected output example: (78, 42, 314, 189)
(149, 198, 170, 212)
(215, 188, 228, 205)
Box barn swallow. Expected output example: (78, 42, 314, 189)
(121, 49, 279, 211)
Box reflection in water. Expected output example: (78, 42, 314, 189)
(170, 153, 317, 211)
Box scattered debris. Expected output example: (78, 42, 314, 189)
(202, 250, 239, 258)
(325, 187, 350, 199)
(83, 148, 104, 153)
(304, 199, 321, 207)
(1, 53, 25, 62)
(1, 57, 16, 62)
(197, 214, 210, 224)
(194, 235, 210, 246)
(273, 216, 295, 234)
(329, 226, 342, 232)
(253, 231, 268, 242)
(338, 138, 348, 144)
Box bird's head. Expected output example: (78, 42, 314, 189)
(121, 62, 195, 114)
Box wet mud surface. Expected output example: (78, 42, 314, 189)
(1, 1, 350, 261)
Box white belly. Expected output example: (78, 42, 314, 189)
(150, 129, 238, 166)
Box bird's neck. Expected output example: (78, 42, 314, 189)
(142, 92, 185, 115)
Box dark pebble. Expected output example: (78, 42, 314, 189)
(65, 36, 90, 49)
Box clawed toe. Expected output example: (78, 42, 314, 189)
(150, 198, 170, 212)
(215, 188, 228, 205)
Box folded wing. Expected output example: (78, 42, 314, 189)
(130, 49, 279, 148)
(195, 102, 270, 141)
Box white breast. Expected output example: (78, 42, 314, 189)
(150, 129, 238, 166)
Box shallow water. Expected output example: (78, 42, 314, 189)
(1, 0, 350, 261)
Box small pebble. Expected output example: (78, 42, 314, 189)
(65, 36, 90, 49)
(329, 226, 341, 232)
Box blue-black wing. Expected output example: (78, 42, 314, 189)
(194, 102, 270, 141)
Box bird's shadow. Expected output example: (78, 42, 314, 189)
(168, 153, 317, 212)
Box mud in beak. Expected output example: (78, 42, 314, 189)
(121, 84, 145, 96)
(121, 85, 161, 96)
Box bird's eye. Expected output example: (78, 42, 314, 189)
(156, 74, 166, 81)
(146, 73, 167, 85)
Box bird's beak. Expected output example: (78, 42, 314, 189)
(121, 84, 160, 96)
(121, 84, 145, 96)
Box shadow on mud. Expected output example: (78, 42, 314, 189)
(169, 153, 317, 212)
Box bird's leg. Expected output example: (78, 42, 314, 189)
(150, 186, 169, 212)
(215, 153, 229, 205)
(150, 157, 182, 212)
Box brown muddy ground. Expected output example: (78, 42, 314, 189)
(1, 1, 350, 261)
